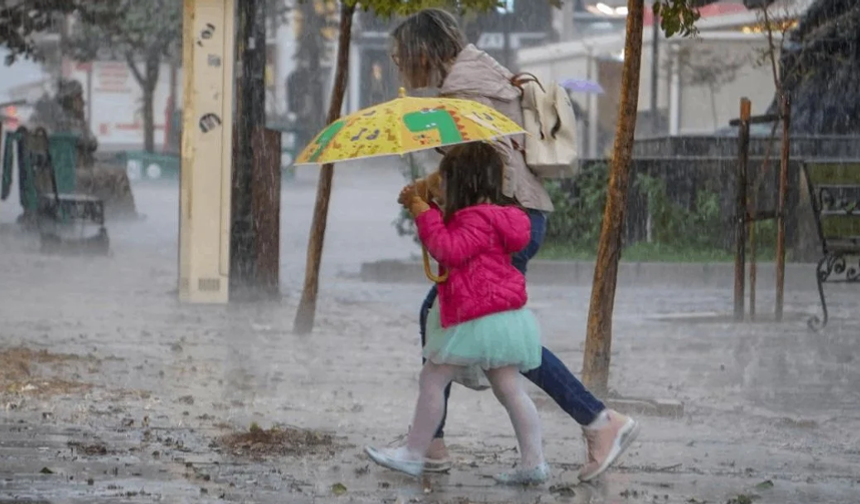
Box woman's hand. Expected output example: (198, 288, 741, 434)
(412, 171, 444, 206)
(425, 171, 444, 204)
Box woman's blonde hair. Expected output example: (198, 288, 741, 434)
(390, 8, 467, 89)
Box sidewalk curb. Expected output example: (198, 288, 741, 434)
(532, 394, 684, 419)
(360, 259, 819, 290)
(603, 397, 685, 419)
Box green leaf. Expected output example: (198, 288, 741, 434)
(331, 482, 348, 496)
(653, 0, 700, 39)
(754, 480, 774, 490)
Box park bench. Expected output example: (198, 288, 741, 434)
(803, 161, 860, 330)
(1, 126, 109, 254)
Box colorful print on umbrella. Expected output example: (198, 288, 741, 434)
(295, 88, 525, 165)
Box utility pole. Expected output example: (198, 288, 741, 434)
(178, 0, 237, 304)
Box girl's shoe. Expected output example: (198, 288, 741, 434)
(493, 463, 550, 485)
(365, 446, 424, 478)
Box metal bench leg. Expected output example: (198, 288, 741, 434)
(808, 255, 831, 332)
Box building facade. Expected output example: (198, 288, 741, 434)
(348, 2, 555, 114)
(516, 0, 813, 157)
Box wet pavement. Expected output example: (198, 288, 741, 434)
(1, 163, 859, 503)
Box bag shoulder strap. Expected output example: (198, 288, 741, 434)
(510, 72, 545, 94)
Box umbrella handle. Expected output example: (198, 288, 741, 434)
(422, 245, 448, 283)
(410, 159, 447, 283)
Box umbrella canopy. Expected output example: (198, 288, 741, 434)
(294, 88, 525, 165)
(561, 78, 605, 95)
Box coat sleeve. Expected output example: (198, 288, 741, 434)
(499, 209, 531, 255)
(415, 208, 487, 268)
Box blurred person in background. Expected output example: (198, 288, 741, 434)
(29, 79, 137, 219)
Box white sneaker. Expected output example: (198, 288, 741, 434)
(493, 462, 550, 485)
(365, 446, 424, 478)
(403, 426, 452, 473)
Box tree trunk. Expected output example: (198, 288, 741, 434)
(293, 2, 355, 334)
(581, 0, 645, 395)
(142, 56, 161, 153)
(142, 85, 155, 153)
(231, 0, 268, 298)
(165, 59, 178, 152)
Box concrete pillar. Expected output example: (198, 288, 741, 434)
(178, 0, 236, 303)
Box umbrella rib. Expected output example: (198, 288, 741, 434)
(293, 132, 521, 166)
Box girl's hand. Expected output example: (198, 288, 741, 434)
(398, 184, 419, 207)
(408, 198, 430, 217)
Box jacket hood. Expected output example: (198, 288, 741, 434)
(458, 204, 530, 249)
(440, 44, 520, 102)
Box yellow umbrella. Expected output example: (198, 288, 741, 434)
(297, 89, 524, 285)
(294, 88, 525, 165)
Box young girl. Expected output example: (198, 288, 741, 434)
(365, 142, 549, 485)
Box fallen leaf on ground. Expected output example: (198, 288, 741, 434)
(331, 482, 347, 496)
(549, 484, 576, 497)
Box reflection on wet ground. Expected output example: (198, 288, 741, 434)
(2, 167, 858, 503)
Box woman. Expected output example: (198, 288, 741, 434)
(389, 9, 639, 483)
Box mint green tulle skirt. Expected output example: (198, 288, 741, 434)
(423, 304, 542, 373)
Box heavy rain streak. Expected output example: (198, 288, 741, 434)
(0, 0, 858, 503)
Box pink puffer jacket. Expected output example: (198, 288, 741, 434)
(415, 204, 531, 328)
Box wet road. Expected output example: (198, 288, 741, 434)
(1, 163, 858, 503)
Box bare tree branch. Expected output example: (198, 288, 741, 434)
(125, 51, 146, 87)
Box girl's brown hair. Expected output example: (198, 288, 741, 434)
(390, 8, 466, 89)
(439, 142, 513, 221)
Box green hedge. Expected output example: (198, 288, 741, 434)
(393, 161, 776, 261)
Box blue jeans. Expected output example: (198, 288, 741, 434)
(419, 209, 606, 439)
